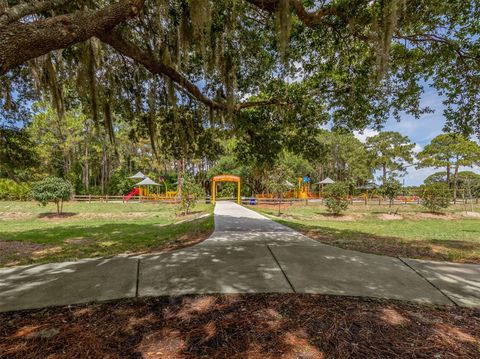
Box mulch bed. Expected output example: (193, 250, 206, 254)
(1, 294, 479, 358)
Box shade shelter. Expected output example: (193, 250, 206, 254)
(136, 177, 161, 197)
(129, 171, 146, 180)
(316, 177, 335, 198)
(317, 177, 335, 185)
(212, 175, 241, 204)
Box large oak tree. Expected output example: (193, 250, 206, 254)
(1, 0, 479, 137)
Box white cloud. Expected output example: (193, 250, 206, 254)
(413, 143, 423, 154)
(353, 129, 379, 143)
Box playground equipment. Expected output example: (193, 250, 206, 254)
(296, 176, 313, 199)
(212, 174, 241, 204)
(255, 175, 314, 199)
(124, 187, 140, 201)
(282, 176, 313, 199)
(124, 173, 178, 202)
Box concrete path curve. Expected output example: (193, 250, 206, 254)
(1, 201, 479, 312)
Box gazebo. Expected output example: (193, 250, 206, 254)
(316, 177, 335, 197)
(136, 176, 161, 197)
(317, 177, 335, 185)
(129, 171, 146, 180)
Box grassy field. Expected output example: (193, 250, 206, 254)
(252, 202, 480, 263)
(0, 201, 214, 267)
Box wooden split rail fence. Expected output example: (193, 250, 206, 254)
(73, 195, 478, 206)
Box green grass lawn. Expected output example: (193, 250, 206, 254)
(252, 203, 480, 263)
(0, 201, 214, 267)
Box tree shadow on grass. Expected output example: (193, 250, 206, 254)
(0, 217, 214, 267)
(275, 219, 480, 263)
(0, 294, 479, 359)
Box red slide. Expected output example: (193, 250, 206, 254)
(123, 188, 140, 202)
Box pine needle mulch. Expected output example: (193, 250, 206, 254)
(1, 294, 479, 359)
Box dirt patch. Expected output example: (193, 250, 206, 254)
(252, 203, 294, 212)
(463, 211, 480, 218)
(378, 213, 403, 221)
(317, 213, 357, 221)
(77, 212, 160, 220)
(37, 212, 163, 220)
(0, 241, 48, 266)
(404, 212, 458, 220)
(0, 212, 34, 220)
(0, 294, 479, 359)
(38, 212, 78, 219)
(175, 210, 205, 218)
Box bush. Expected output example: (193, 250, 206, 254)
(323, 182, 349, 215)
(380, 178, 402, 206)
(0, 179, 31, 200)
(179, 174, 205, 215)
(30, 177, 72, 214)
(420, 183, 451, 213)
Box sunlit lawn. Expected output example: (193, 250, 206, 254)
(252, 202, 480, 263)
(0, 201, 214, 267)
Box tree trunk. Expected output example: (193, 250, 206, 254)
(83, 138, 89, 192)
(176, 159, 184, 198)
(278, 192, 282, 216)
(446, 163, 451, 188)
(382, 164, 387, 185)
(101, 144, 107, 194)
(453, 159, 459, 202)
(0, 1, 145, 74)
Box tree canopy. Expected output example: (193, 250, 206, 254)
(1, 0, 479, 138)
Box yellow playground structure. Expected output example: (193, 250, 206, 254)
(212, 174, 241, 204)
(124, 172, 177, 201)
(256, 176, 313, 199)
(284, 176, 313, 199)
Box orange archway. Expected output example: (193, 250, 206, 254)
(212, 175, 241, 204)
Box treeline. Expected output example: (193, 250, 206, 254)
(2, 102, 480, 201)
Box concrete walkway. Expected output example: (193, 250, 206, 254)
(1, 202, 479, 312)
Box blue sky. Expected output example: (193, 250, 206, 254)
(353, 86, 480, 186)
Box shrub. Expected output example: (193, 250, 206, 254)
(179, 174, 205, 215)
(0, 179, 31, 200)
(380, 178, 402, 206)
(323, 182, 349, 215)
(420, 183, 451, 213)
(30, 177, 72, 214)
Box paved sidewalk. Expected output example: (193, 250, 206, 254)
(1, 202, 479, 312)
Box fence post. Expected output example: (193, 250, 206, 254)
(89, 194, 91, 203)
(106, 195, 108, 203)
